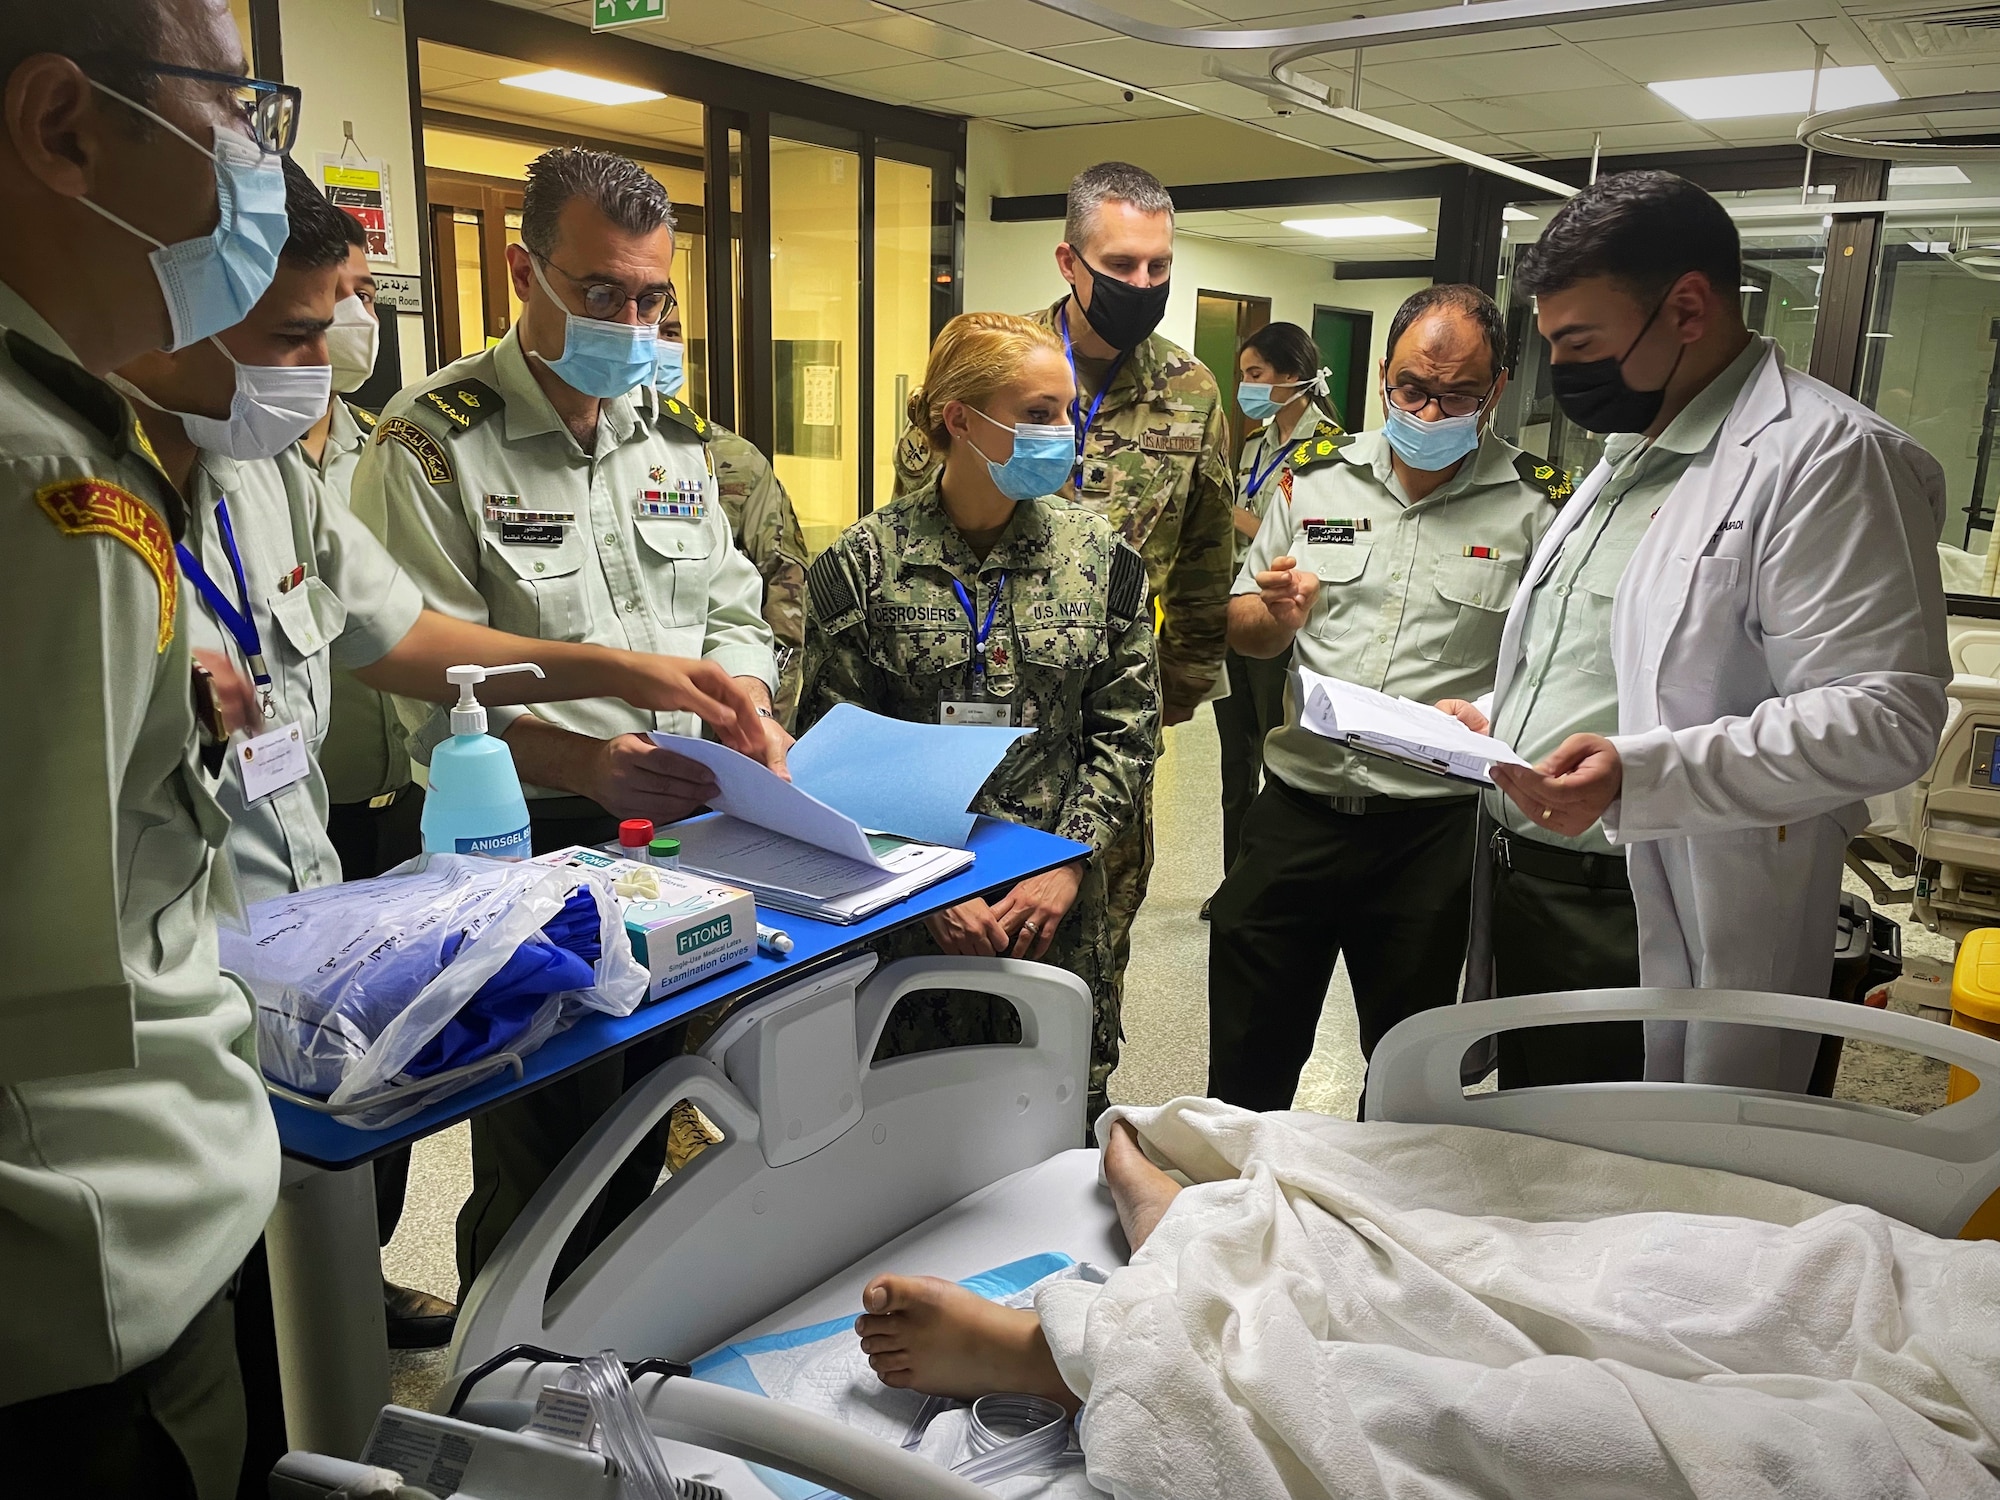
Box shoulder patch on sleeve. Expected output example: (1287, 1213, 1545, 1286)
(36, 478, 176, 652)
(1513, 451, 1574, 505)
(375, 416, 455, 485)
(1285, 421, 1353, 475)
(806, 548, 863, 632)
(1107, 540, 1148, 630)
(653, 394, 711, 444)
(343, 400, 378, 428)
(895, 424, 932, 477)
(419, 378, 502, 433)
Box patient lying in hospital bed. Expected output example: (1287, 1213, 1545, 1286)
(857, 1099, 2000, 1499)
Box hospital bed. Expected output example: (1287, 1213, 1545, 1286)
(274, 953, 2000, 1500)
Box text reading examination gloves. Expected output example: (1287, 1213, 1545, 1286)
(1382, 403, 1483, 472)
(1073, 253, 1169, 352)
(326, 294, 380, 394)
(969, 406, 1076, 502)
(79, 84, 288, 351)
(529, 256, 657, 398)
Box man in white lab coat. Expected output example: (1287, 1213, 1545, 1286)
(1444, 171, 1950, 1091)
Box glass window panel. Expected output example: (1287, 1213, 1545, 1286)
(503, 209, 524, 330)
(874, 156, 937, 519)
(1859, 163, 2000, 586)
(451, 210, 485, 357)
(770, 132, 861, 556)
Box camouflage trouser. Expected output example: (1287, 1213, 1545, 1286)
(1099, 778, 1155, 1057)
(872, 856, 1117, 1125)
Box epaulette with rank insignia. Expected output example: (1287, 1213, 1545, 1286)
(1284, 421, 1352, 475)
(419, 378, 502, 434)
(343, 400, 378, 428)
(1107, 541, 1148, 630)
(653, 394, 711, 444)
(1513, 452, 1574, 505)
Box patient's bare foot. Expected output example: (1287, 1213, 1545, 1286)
(855, 1275, 1078, 1412)
(1104, 1119, 1181, 1253)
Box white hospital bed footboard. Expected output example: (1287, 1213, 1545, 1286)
(447, 953, 1092, 1402)
(1366, 987, 2000, 1238)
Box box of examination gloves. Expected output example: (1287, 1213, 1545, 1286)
(534, 845, 755, 1001)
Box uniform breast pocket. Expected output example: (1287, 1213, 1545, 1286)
(485, 533, 591, 642)
(1422, 553, 1521, 668)
(1301, 539, 1371, 642)
(869, 624, 971, 687)
(1572, 581, 1619, 677)
(130, 757, 230, 973)
(634, 518, 717, 628)
(266, 577, 345, 740)
(1019, 623, 1109, 673)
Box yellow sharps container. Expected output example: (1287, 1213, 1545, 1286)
(1948, 929, 2000, 1104)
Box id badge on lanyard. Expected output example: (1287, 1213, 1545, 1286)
(939, 572, 1015, 727)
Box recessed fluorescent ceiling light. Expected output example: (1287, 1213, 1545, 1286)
(1283, 216, 1426, 238)
(1648, 66, 1895, 121)
(1890, 165, 1971, 187)
(1502, 206, 1536, 221)
(501, 69, 665, 107)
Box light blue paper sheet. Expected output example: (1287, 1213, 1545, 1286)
(787, 703, 1030, 849)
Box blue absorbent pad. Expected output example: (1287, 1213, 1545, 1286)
(689, 1253, 1080, 1500)
(785, 702, 1031, 849)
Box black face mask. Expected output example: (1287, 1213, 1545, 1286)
(1549, 290, 1685, 434)
(1073, 253, 1170, 352)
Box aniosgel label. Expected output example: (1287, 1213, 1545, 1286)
(457, 826, 531, 859)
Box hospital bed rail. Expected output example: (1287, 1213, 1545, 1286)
(1367, 986, 2000, 1238)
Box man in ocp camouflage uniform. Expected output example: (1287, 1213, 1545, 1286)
(890, 162, 1233, 1067)
(710, 424, 807, 729)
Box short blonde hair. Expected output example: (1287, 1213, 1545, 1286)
(907, 311, 1065, 456)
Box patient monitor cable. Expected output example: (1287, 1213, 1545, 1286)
(560, 1351, 725, 1500)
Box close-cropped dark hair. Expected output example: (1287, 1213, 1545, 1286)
(1514, 170, 1741, 304)
(0, 0, 166, 114)
(1384, 284, 1508, 378)
(1238, 321, 1339, 423)
(520, 147, 674, 257)
(280, 156, 360, 271)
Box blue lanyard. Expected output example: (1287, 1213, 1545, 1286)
(951, 572, 1006, 687)
(1243, 428, 1291, 502)
(1058, 306, 1126, 485)
(176, 494, 275, 715)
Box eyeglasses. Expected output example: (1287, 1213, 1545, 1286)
(1384, 381, 1494, 420)
(144, 63, 301, 155)
(535, 253, 676, 324)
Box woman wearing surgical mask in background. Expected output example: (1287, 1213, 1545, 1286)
(800, 312, 1160, 1125)
(1210, 323, 1343, 915)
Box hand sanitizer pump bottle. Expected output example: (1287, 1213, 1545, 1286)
(422, 663, 544, 860)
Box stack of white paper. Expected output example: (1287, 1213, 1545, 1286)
(649, 732, 974, 923)
(1296, 667, 1530, 786)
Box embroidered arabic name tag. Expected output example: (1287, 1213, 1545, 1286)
(1304, 518, 1369, 546)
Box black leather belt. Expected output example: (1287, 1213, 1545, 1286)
(1275, 776, 1471, 818)
(1491, 825, 1630, 891)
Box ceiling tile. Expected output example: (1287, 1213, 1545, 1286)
(1442, 83, 1687, 134)
(1573, 22, 1866, 82)
(751, 0, 890, 22)
(1553, 0, 1836, 45)
(1051, 78, 1142, 106)
(1360, 26, 1565, 66)
(822, 58, 1007, 101)
(1036, 36, 1216, 88)
(955, 48, 1092, 88)
(1501, 122, 1719, 155)
(1155, 78, 1287, 114)
(998, 104, 1130, 127)
(623, 0, 802, 48)
(1355, 99, 1489, 139)
(908, 0, 1116, 50)
(1365, 42, 1622, 102)
(710, 26, 928, 76)
(944, 87, 1081, 115)
(835, 12, 1000, 59)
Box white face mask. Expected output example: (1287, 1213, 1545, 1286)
(176, 338, 332, 460)
(325, 294, 379, 394)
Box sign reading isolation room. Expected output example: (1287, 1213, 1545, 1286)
(593, 0, 664, 29)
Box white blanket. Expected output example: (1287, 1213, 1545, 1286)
(1037, 1101, 2000, 1499)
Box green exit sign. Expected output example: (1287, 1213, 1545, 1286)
(593, 0, 664, 30)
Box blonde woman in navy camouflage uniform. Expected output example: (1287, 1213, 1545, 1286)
(803, 312, 1158, 1121)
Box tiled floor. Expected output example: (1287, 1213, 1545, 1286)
(383, 703, 1950, 1406)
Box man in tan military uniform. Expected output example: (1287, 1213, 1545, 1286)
(890, 161, 1233, 1065)
(354, 148, 781, 1290)
(1209, 286, 1565, 1114)
(0, 9, 288, 1494)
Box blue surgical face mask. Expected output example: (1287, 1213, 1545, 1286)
(968, 406, 1075, 502)
(1237, 382, 1283, 421)
(651, 339, 686, 396)
(1382, 400, 1486, 472)
(529, 256, 657, 398)
(78, 85, 287, 351)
